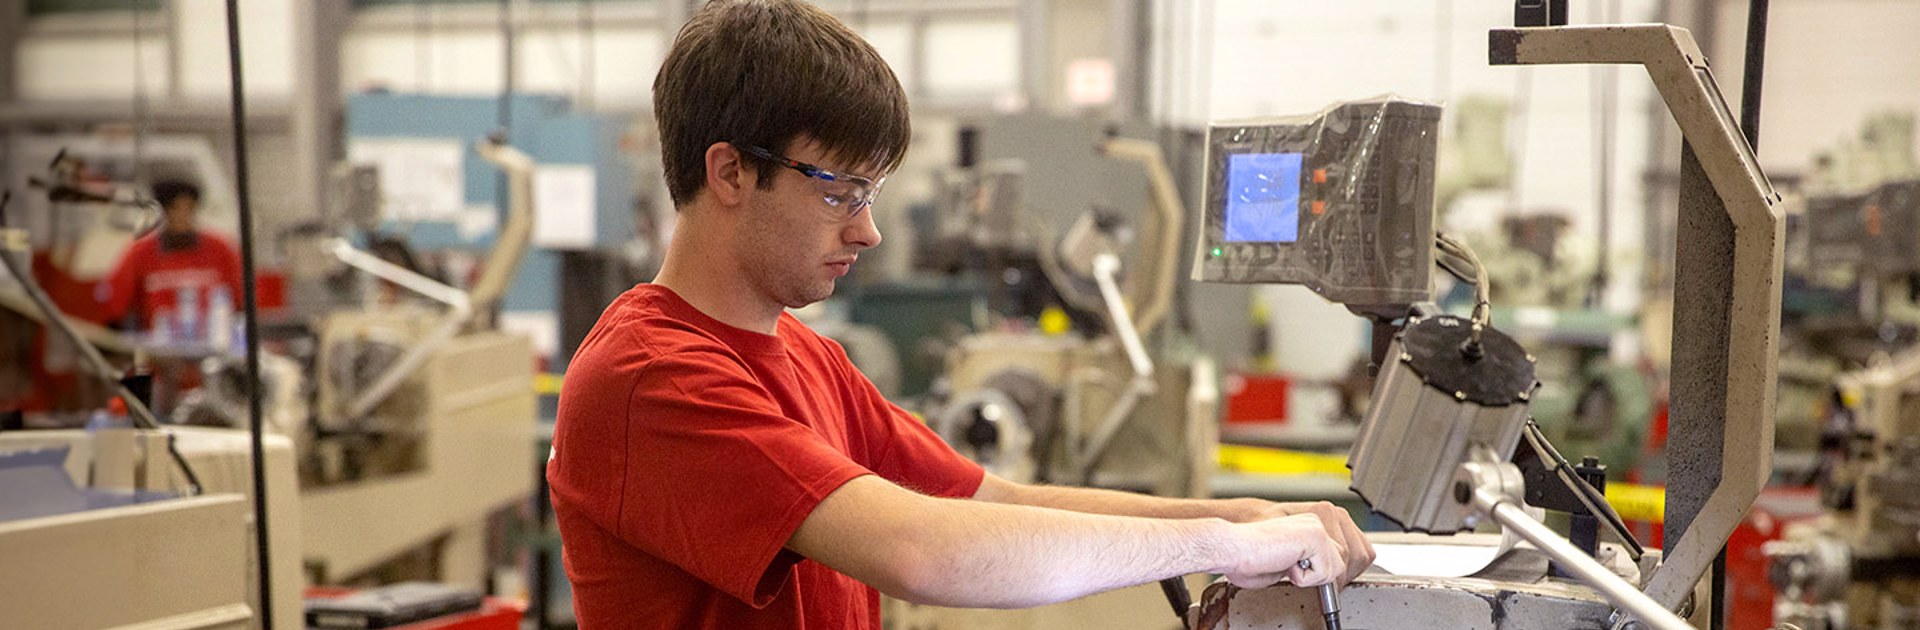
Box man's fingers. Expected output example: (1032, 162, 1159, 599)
(1337, 515, 1372, 581)
(1297, 556, 1342, 587)
(1304, 501, 1375, 582)
(1227, 570, 1287, 590)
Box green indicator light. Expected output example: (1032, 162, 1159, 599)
(1211, 247, 1224, 257)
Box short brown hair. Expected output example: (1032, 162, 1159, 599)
(654, 0, 912, 207)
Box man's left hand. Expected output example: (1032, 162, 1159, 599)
(1220, 499, 1375, 584)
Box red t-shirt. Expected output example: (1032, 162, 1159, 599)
(548, 284, 984, 630)
(103, 230, 243, 329)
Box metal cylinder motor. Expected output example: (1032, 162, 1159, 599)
(1348, 314, 1538, 533)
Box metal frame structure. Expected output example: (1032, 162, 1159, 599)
(1195, 22, 1781, 630)
(1491, 23, 1784, 621)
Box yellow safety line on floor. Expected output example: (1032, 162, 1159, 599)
(1216, 444, 1665, 523)
(535, 373, 565, 396)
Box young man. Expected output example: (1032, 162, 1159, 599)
(547, 2, 1376, 628)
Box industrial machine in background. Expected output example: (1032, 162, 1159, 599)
(1188, 17, 1784, 629)
(0, 130, 544, 628)
(1766, 179, 1920, 630)
(1767, 347, 1920, 630)
(0, 427, 304, 630)
(0, 170, 305, 627)
(930, 134, 1213, 497)
(887, 131, 1223, 630)
(1757, 109, 1920, 630)
(288, 137, 537, 589)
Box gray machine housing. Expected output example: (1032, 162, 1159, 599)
(1350, 314, 1539, 534)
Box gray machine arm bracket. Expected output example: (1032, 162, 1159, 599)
(1491, 24, 1784, 616)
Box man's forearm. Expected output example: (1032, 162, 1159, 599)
(904, 495, 1244, 608)
(976, 475, 1266, 522)
(792, 476, 1267, 609)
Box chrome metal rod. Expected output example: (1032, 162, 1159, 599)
(1473, 487, 1690, 630)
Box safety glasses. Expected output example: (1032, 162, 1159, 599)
(735, 143, 886, 218)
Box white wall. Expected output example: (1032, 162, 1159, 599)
(1710, 0, 1920, 177)
(16, 34, 171, 100)
(12, 1, 1022, 113)
(173, 0, 294, 101)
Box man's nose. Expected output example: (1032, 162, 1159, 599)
(845, 205, 882, 250)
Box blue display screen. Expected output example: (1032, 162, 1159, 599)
(1225, 152, 1304, 243)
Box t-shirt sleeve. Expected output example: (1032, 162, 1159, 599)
(870, 400, 986, 499)
(605, 350, 871, 606)
(838, 354, 984, 499)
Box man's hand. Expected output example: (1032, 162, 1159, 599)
(1221, 500, 1375, 585)
(1217, 513, 1348, 588)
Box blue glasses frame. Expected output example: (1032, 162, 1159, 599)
(735, 143, 885, 217)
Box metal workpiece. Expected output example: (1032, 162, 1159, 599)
(1195, 571, 1618, 630)
(1491, 24, 1784, 614)
(1348, 317, 1536, 534)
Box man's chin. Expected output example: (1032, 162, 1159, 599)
(780, 284, 836, 310)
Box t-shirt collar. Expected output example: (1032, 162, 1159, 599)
(641, 284, 788, 356)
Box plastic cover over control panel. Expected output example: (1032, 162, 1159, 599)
(1192, 96, 1441, 307)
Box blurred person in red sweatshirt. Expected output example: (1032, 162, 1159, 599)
(103, 179, 241, 336)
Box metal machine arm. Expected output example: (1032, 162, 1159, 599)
(1457, 459, 1690, 630)
(1491, 24, 1784, 616)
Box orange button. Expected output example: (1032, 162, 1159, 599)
(1313, 169, 1328, 184)
(1312, 200, 1326, 215)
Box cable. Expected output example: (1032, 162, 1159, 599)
(1738, 0, 1769, 151)
(1435, 232, 1491, 347)
(1524, 419, 1645, 561)
(222, 2, 275, 627)
(1, 191, 204, 495)
(1524, 421, 1640, 558)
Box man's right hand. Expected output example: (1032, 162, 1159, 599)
(1219, 513, 1352, 589)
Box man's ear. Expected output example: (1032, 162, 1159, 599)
(703, 142, 754, 208)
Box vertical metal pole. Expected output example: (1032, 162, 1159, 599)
(1109, 0, 1151, 119)
(1587, 0, 1621, 309)
(0, 0, 22, 104)
(1738, 0, 1769, 151)
(532, 433, 554, 628)
(1019, 0, 1051, 110)
(223, 1, 273, 627)
(292, 0, 343, 228)
(495, 0, 516, 325)
(165, 1, 183, 101)
(662, 0, 693, 59)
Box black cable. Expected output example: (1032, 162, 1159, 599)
(1738, 0, 1769, 151)
(222, 2, 275, 628)
(1156, 576, 1191, 629)
(0, 191, 203, 495)
(1526, 422, 1639, 557)
(1524, 420, 1645, 560)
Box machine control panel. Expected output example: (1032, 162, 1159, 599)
(1192, 97, 1441, 307)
